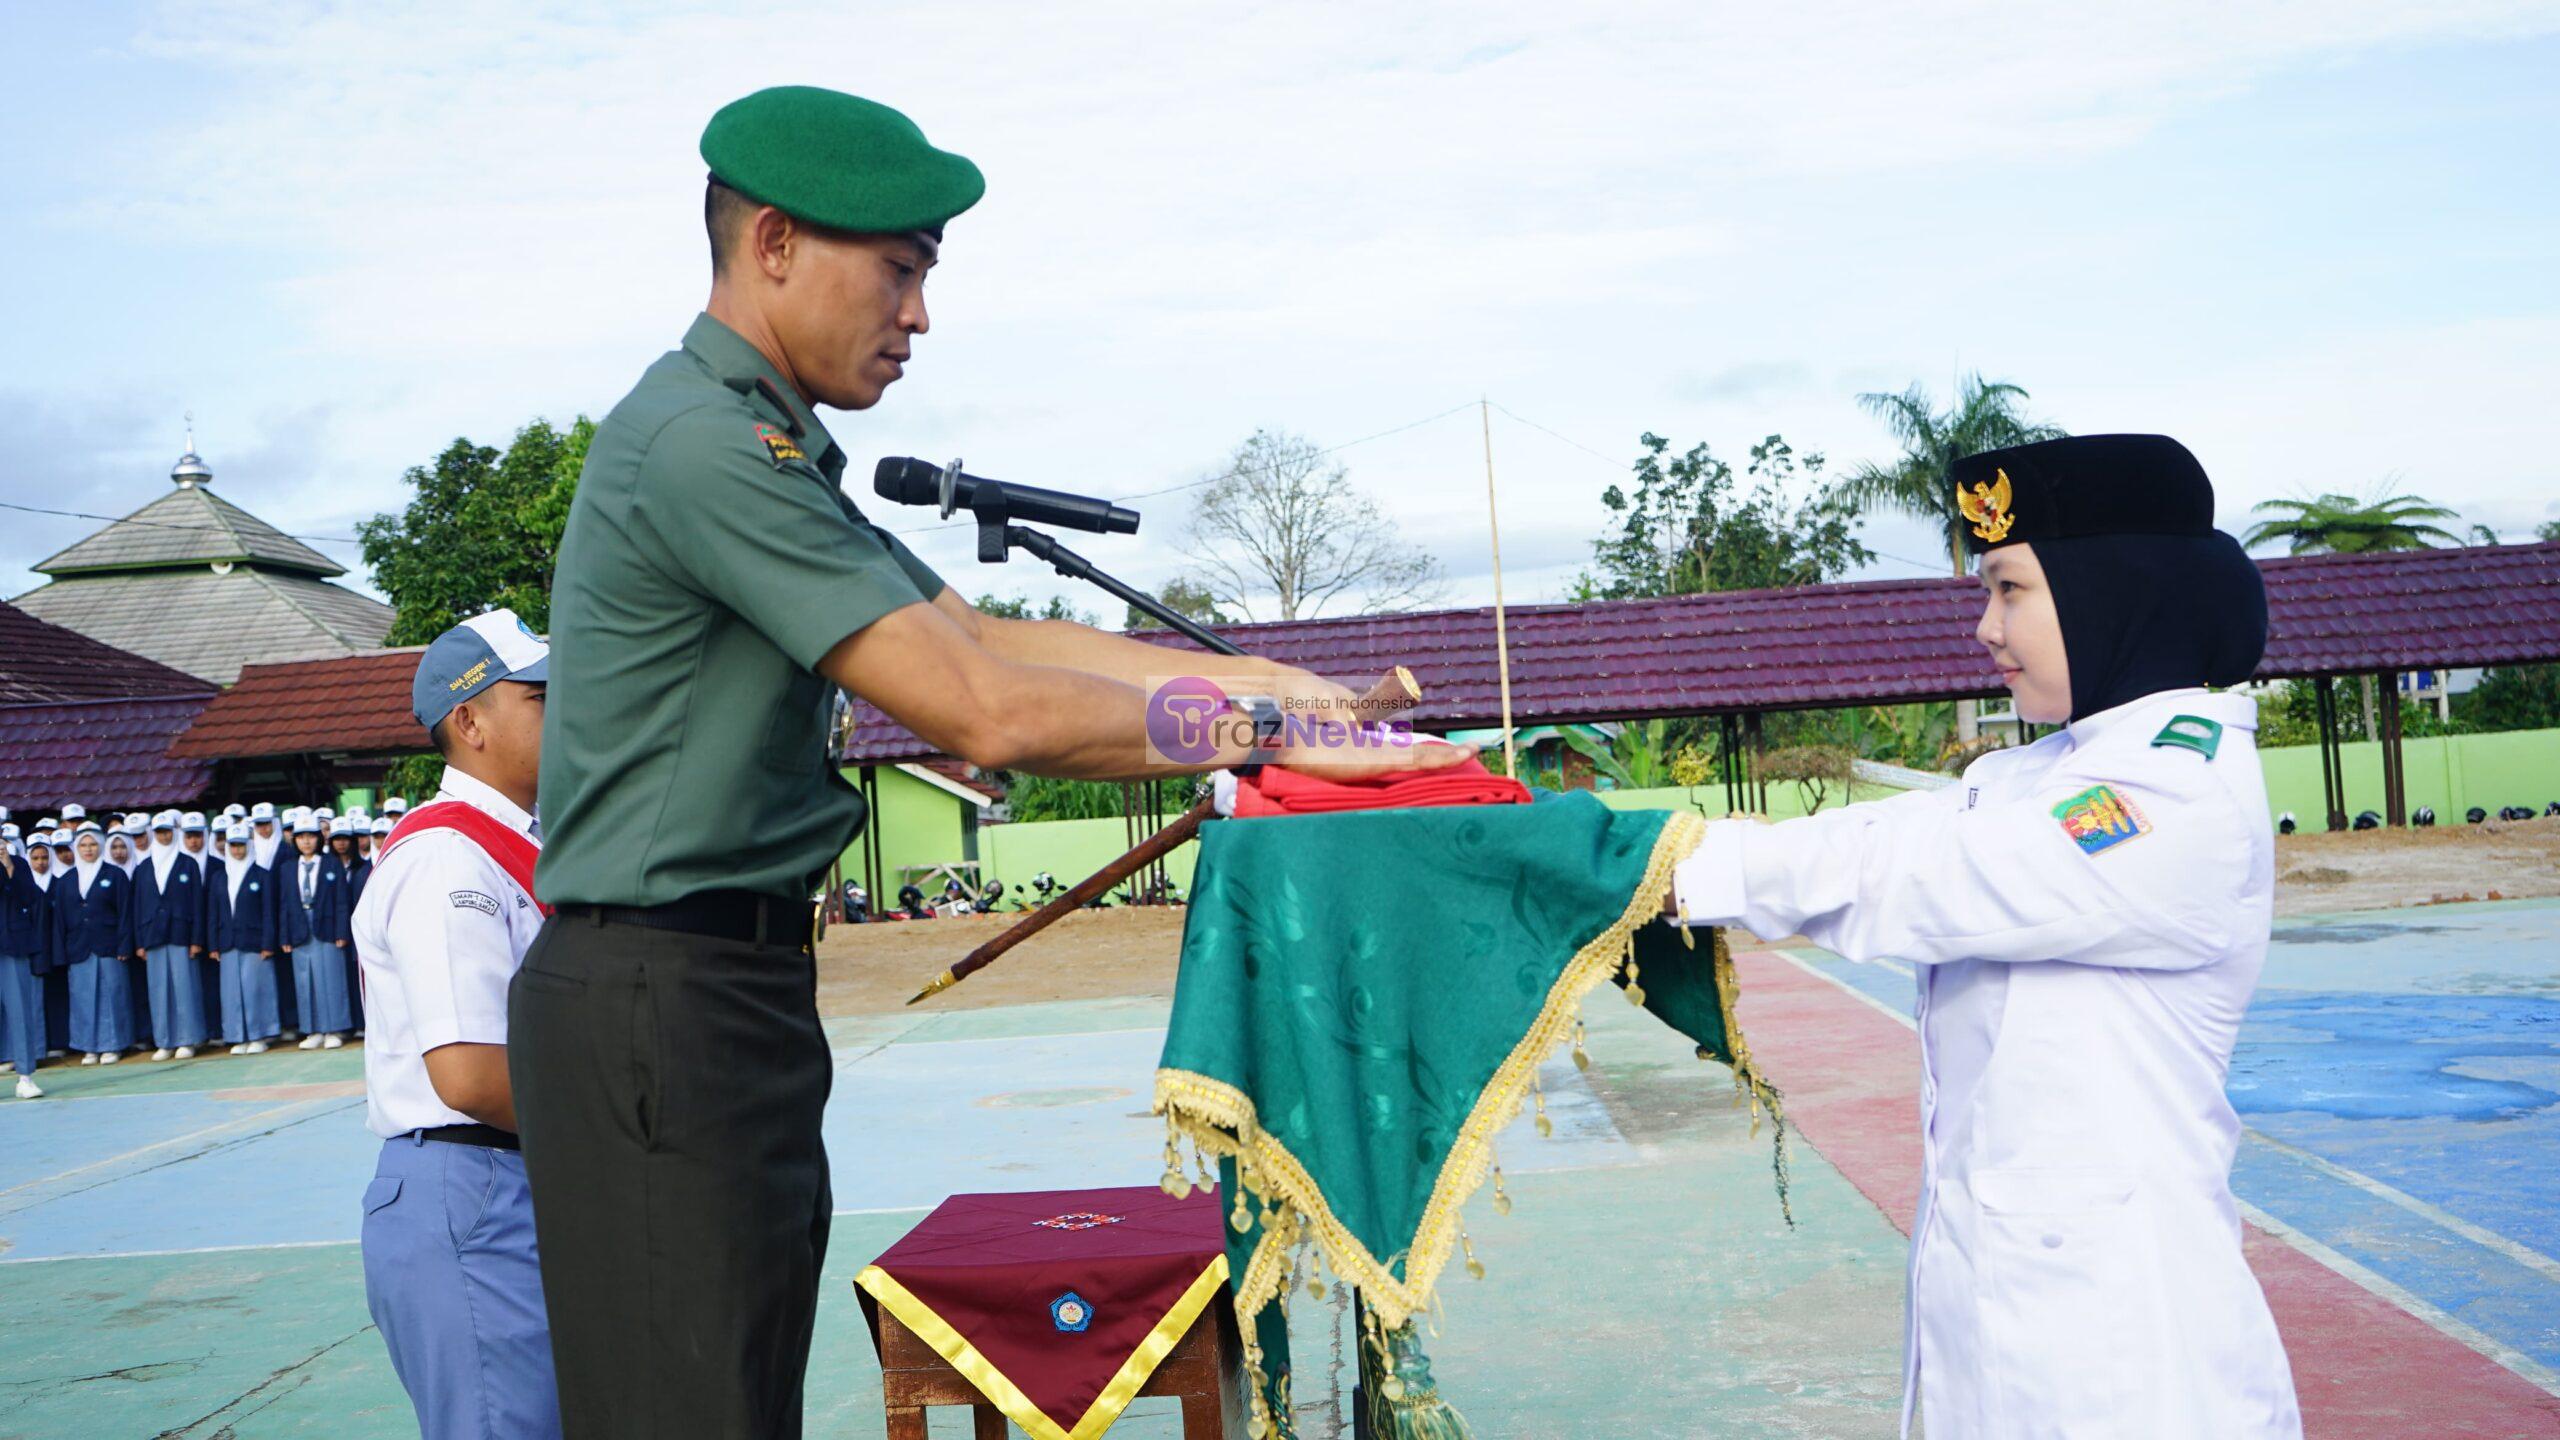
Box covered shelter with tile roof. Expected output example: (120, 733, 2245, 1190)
(10, 439, 394, 685)
(843, 540, 2560, 833)
(165, 647, 427, 801)
(0, 600, 216, 813)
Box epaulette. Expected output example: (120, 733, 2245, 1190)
(2149, 714, 2222, 760)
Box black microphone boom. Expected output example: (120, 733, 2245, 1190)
(873, 457, 1140, 536)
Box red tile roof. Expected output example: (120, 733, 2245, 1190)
(0, 695, 216, 812)
(168, 648, 429, 760)
(0, 599, 210, 705)
(842, 541, 2560, 760)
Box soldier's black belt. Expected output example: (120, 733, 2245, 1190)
(563, 890, 812, 949)
(416, 1123, 520, 1151)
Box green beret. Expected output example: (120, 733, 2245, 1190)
(700, 86, 984, 235)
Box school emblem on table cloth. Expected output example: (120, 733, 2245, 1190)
(1050, 1291, 1093, 1333)
(753, 422, 806, 466)
(1033, 1212, 1124, 1231)
(1958, 467, 2016, 543)
(2053, 784, 2150, 856)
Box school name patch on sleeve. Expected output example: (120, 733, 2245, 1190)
(449, 889, 501, 915)
(2053, 785, 2151, 856)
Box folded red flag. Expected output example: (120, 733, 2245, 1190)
(1233, 754, 1533, 817)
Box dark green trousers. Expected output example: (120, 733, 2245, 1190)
(509, 912, 833, 1440)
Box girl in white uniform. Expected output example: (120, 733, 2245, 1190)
(1674, 434, 2301, 1440)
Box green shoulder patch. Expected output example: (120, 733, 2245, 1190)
(2151, 714, 2223, 760)
(752, 421, 807, 467)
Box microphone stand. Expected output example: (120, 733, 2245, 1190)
(975, 506, 1245, 658)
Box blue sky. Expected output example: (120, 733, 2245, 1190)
(4, 2, 2556, 615)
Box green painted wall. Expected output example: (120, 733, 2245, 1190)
(981, 815, 1202, 896)
(2259, 727, 2560, 824)
(835, 766, 977, 892)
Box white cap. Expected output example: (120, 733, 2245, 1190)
(74, 821, 103, 837)
(61, 803, 87, 820)
(328, 816, 354, 836)
(223, 803, 246, 819)
(250, 802, 277, 822)
(371, 817, 394, 836)
(182, 812, 208, 832)
(292, 816, 321, 835)
(153, 809, 180, 830)
(316, 807, 335, 821)
(384, 796, 410, 814)
(225, 823, 251, 845)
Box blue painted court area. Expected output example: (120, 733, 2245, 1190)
(1790, 896, 2560, 1390)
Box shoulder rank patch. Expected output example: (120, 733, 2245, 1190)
(2151, 714, 2223, 759)
(752, 421, 807, 467)
(2053, 784, 2150, 857)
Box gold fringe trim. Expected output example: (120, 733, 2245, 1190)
(1157, 808, 1786, 1332)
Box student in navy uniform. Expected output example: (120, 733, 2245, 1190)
(42, 829, 74, 1055)
(63, 823, 138, 1064)
(178, 813, 223, 1042)
(296, 818, 358, 1049)
(2, 834, 48, 1097)
(279, 819, 355, 1040)
(137, 810, 210, 1061)
(210, 823, 282, 1054)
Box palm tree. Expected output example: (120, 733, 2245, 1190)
(2242, 489, 2463, 555)
(1838, 375, 2067, 576)
(2244, 485, 2462, 740)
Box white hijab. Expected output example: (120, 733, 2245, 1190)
(251, 825, 283, 869)
(75, 855, 103, 896)
(152, 834, 184, 886)
(225, 847, 252, 906)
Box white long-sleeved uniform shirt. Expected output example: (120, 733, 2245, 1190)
(1675, 687, 2301, 1440)
(351, 769, 545, 1139)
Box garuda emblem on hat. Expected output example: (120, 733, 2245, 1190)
(1958, 468, 2016, 544)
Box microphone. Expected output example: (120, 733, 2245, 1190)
(873, 457, 1140, 536)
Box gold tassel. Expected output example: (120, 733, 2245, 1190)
(1460, 1229, 1485, 1281)
(1571, 1018, 1590, 1072)
(1490, 1166, 1512, 1217)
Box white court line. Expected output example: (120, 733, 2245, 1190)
(0, 1237, 359, 1265)
(2239, 1199, 2560, 1399)
(1765, 947, 2560, 1399)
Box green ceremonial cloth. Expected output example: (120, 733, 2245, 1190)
(1152, 792, 1785, 1437)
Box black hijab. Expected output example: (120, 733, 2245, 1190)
(2033, 529, 2267, 723)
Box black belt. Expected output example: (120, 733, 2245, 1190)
(562, 889, 812, 949)
(416, 1123, 519, 1151)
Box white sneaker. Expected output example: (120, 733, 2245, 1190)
(321, 1034, 345, 1050)
(174, 1046, 196, 1060)
(152, 1049, 173, 1062)
(297, 1034, 322, 1050)
(242, 1041, 269, 1055)
(13, 1076, 39, 1100)
(99, 1051, 121, 1065)
(46, 1048, 64, 1059)
(0, 1061, 15, 1075)
(228, 1043, 245, 1055)
(79, 1053, 98, 1066)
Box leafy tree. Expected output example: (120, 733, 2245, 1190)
(2463, 664, 2560, 732)
(2537, 520, 2560, 542)
(360, 418, 595, 645)
(1574, 433, 1872, 601)
(1181, 428, 1443, 620)
(973, 592, 1096, 626)
(1125, 577, 1230, 633)
(1759, 744, 1855, 813)
(2241, 488, 2462, 555)
(1837, 376, 2065, 574)
(1001, 773, 1130, 823)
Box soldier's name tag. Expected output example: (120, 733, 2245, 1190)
(753, 422, 807, 466)
(2053, 784, 2150, 857)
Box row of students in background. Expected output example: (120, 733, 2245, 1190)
(0, 796, 414, 1098)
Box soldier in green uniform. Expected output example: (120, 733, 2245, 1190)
(517, 86, 1458, 1439)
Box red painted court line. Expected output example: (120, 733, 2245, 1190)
(1732, 948, 2560, 1437)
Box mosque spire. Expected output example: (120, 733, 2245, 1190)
(171, 411, 212, 488)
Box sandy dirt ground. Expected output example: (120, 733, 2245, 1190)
(815, 818, 2560, 1015)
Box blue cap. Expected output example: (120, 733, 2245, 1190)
(414, 607, 550, 733)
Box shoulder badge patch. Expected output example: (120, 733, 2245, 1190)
(753, 422, 807, 467)
(2053, 784, 2150, 857)
(449, 889, 500, 915)
(2151, 714, 2223, 760)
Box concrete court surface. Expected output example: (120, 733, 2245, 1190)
(0, 899, 2555, 1437)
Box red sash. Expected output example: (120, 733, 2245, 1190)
(378, 801, 550, 917)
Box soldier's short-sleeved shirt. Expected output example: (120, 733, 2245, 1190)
(535, 313, 946, 907)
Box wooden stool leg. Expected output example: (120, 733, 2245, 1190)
(1181, 1389, 1225, 1439)
(974, 1402, 1010, 1438)
(886, 1405, 929, 1440)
